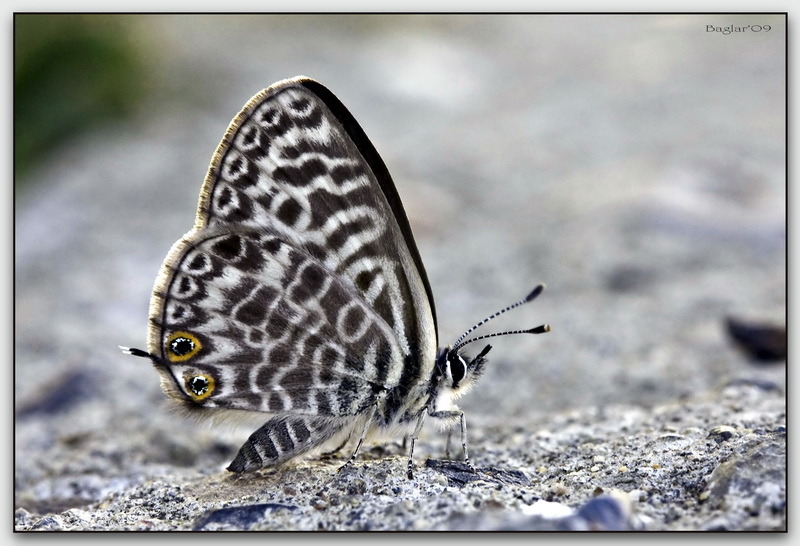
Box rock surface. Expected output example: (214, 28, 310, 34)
(15, 14, 785, 531)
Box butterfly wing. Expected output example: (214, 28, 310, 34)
(147, 77, 437, 422)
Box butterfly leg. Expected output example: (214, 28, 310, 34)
(227, 415, 340, 473)
(444, 428, 453, 460)
(406, 411, 427, 479)
(336, 402, 378, 474)
(429, 409, 476, 473)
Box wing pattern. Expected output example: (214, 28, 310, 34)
(147, 78, 437, 424)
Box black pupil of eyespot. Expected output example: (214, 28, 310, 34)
(188, 376, 209, 395)
(170, 337, 194, 356)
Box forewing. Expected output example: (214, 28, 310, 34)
(197, 77, 436, 360)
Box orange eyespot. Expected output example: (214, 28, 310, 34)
(165, 331, 202, 362)
(184, 373, 215, 402)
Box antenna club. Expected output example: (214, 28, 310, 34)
(525, 283, 546, 302)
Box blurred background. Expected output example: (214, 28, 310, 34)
(15, 15, 785, 467)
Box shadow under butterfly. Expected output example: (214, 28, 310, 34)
(122, 76, 550, 479)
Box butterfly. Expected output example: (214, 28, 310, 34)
(122, 76, 549, 478)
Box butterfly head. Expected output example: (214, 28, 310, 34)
(435, 344, 492, 398)
(431, 284, 551, 401)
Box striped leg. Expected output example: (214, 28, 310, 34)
(337, 403, 378, 473)
(430, 409, 476, 472)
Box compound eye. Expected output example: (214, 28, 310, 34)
(449, 354, 467, 386)
(184, 373, 215, 402)
(165, 331, 202, 362)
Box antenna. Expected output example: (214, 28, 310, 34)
(453, 324, 550, 353)
(451, 283, 549, 353)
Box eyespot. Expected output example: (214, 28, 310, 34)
(184, 373, 215, 402)
(165, 331, 202, 362)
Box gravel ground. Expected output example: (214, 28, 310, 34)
(14, 14, 786, 532)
